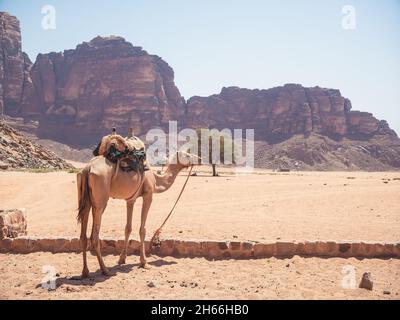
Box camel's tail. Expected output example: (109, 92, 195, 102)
(77, 166, 91, 223)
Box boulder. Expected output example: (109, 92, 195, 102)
(359, 272, 373, 291)
(0, 209, 27, 239)
(0, 161, 8, 170)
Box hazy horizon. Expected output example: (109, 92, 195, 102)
(1, 0, 399, 134)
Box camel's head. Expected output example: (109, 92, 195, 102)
(98, 134, 127, 156)
(174, 150, 202, 168)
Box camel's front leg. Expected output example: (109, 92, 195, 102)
(118, 201, 134, 265)
(139, 193, 152, 268)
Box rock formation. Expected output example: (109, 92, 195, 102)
(253, 133, 400, 171)
(359, 272, 373, 290)
(1, 11, 398, 146)
(0, 121, 73, 170)
(186, 85, 397, 141)
(0, 12, 32, 116)
(0, 11, 399, 171)
(21, 35, 184, 145)
(0, 209, 27, 239)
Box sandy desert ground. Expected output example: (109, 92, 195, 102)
(0, 168, 399, 242)
(0, 253, 399, 300)
(0, 168, 400, 299)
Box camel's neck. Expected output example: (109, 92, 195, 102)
(152, 163, 186, 193)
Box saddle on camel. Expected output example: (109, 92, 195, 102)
(93, 127, 149, 173)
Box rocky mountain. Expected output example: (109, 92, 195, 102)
(20, 35, 184, 145)
(0, 121, 73, 170)
(186, 85, 397, 142)
(20, 38, 399, 145)
(0, 11, 399, 170)
(3, 116, 93, 163)
(254, 133, 400, 171)
(0, 12, 32, 116)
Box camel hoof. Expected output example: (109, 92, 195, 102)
(101, 268, 113, 277)
(139, 262, 150, 269)
(118, 257, 126, 265)
(81, 268, 89, 279)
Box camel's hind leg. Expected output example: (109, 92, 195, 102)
(118, 201, 134, 265)
(77, 170, 91, 278)
(80, 206, 91, 278)
(89, 174, 111, 276)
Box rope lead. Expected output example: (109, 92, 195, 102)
(149, 165, 194, 253)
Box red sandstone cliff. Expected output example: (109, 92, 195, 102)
(0, 12, 398, 151)
(0, 12, 32, 116)
(20, 36, 184, 144)
(185, 85, 397, 141)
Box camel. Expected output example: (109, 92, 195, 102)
(77, 136, 199, 278)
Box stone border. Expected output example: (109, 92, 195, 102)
(0, 236, 399, 259)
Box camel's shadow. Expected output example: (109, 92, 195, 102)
(35, 258, 177, 290)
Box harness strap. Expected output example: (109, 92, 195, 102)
(124, 171, 145, 204)
(111, 159, 120, 181)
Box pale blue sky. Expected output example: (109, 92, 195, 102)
(1, 0, 399, 134)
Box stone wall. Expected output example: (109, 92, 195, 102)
(1, 236, 399, 259)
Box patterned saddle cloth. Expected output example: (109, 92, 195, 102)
(93, 135, 148, 173)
